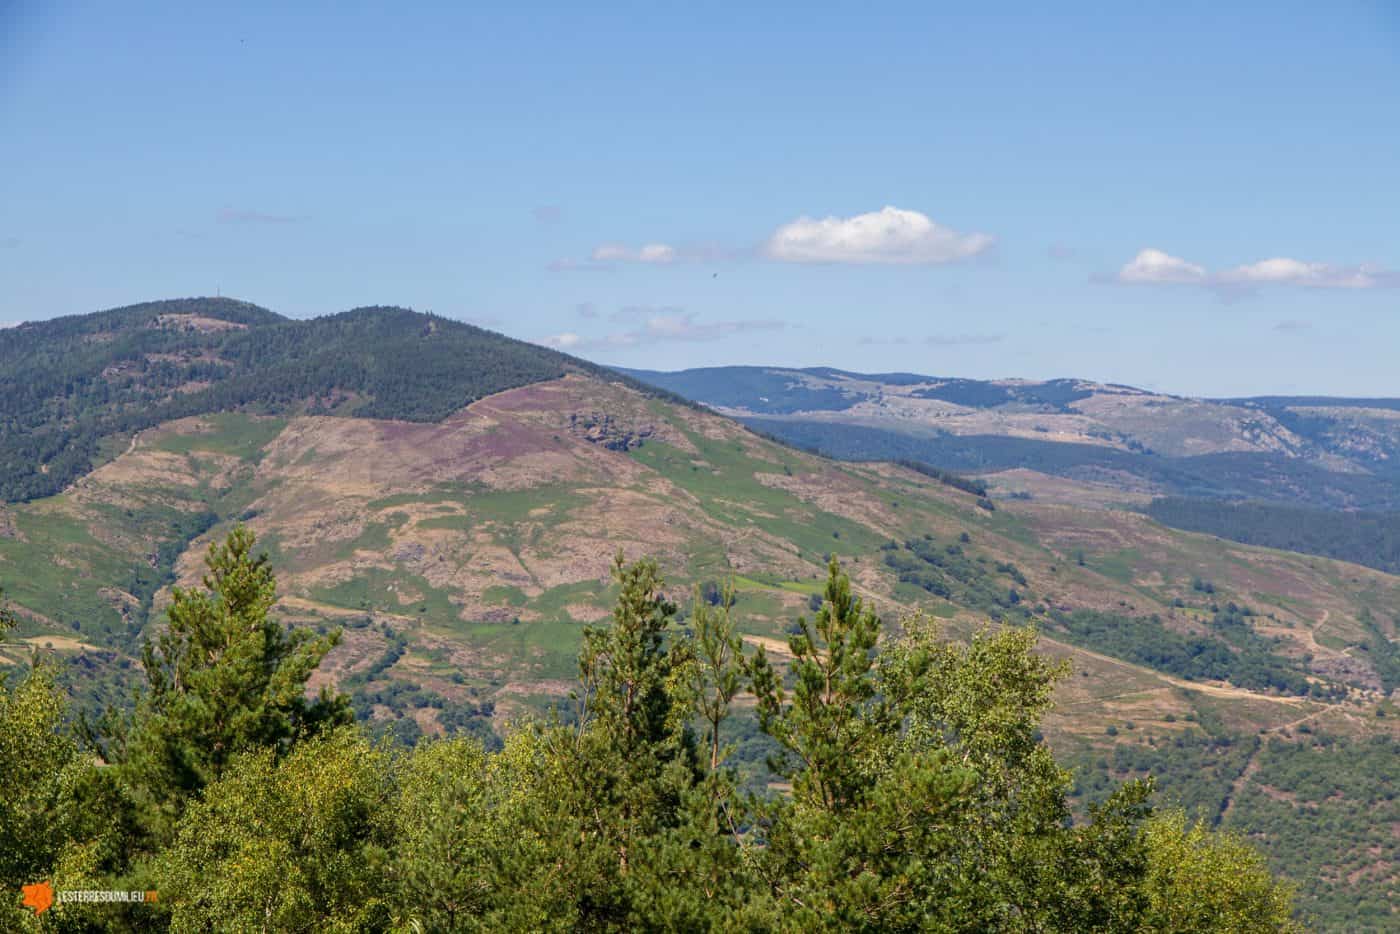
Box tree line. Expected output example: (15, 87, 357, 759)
(1146, 496, 1400, 577)
(2, 528, 1296, 930)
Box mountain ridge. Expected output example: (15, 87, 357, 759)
(620, 365, 1400, 511)
(0, 297, 691, 501)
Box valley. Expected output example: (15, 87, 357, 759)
(1, 301, 1396, 926)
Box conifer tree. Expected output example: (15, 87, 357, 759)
(688, 578, 743, 773)
(750, 555, 887, 812)
(116, 525, 350, 831)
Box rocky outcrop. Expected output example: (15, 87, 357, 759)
(568, 412, 655, 451)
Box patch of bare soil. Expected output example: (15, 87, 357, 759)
(755, 469, 903, 538)
(149, 313, 248, 333)
(0, 507, 25, 541)
(982, 469, 1154, 509)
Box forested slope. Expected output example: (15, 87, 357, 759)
(0, 297, 664, 501)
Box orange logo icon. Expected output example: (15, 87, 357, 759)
(21, 880, 54, 915)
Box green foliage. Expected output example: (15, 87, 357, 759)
(3, 552, 1300, 931)
(1148, 495, 1400, 576)
(1074, 729, 1258, 823)
(883, 536, 1031, 622)
(92, 526, 351, 836)
(891, 458, 989, 497)
(0, 608, 141, 930)
(1226, 734, 1398, 927)
(157, 728, 395, 933)
(1356, 608, 1400, 694)
(1141, 812, 1297, 932)
(750, 556, 885, 812)
(689, 579, 743, 772)
(0, 658, 80, 910)
(1047, 606, 1311, 694)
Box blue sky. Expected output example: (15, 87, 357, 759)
(2, 1, 1398, 396)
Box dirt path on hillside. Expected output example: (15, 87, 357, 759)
(1043, 638, 1309, 707)
(1218, 741, 1262, 825)
(742, 634, 794, 658)
(1302, 609, 1353, 663)
(1218, 693, 1338, 825)
(751, 610, 1315, 709)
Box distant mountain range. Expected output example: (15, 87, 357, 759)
(619, 366, 1400, 510)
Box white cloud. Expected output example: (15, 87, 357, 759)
(1117, 248, 1207, 284)
(541, 332, 584, 349)
(217, 207, 303, 225)
(559, 209, 991, 271)
(589, 242, 677, 264)
(1220, 258, 1386, 289)
(1118, 248, 1395, 291)
(859, 333, 1004, 346)
(612, 304, 684, 321)
(546, 257, 610, 273)
(590, 244, 629, 262)
(621, 311, 783, 344)
(637, 243, 677, 263)
(539, 311, 783, 352)
(926, 333, 1004, 346)
(763, 206, 994, 265)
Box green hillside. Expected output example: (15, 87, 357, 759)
(0, 302, 1396, 926)
(0, 297, 665, 501)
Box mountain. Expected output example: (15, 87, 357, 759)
(0, 302, 1395, 925)
(619, 365, 1400, 511)
(0, 297, 674, 502)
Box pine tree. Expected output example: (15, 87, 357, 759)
(117, 526, 350, 830)
(750, 555, 886, 812)
(689, 578, 743, 773)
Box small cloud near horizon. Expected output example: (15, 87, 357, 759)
(591, 243, 678, 264)
(611, 304, 684, 321)
(541, 311, 784, 352)
(547, 257, 612, 273)
(461, 314, 503, 328)
(859, 332, 1004, 347)
(1115, 247, 1396, 292)
(217, 207, 304, 225)
(926, 333, 1005, 346)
